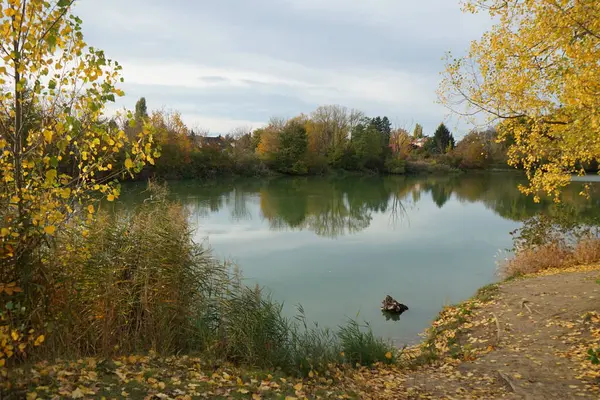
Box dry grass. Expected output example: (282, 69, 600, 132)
(502, 238, 600, 277)
(573, 238, 600, 265)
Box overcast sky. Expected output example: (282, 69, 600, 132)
(75, 0, 492, 136)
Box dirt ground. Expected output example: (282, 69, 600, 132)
(401, 267, 600, 400)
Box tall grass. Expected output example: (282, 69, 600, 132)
(10, 182, 395, 376)
(44, 182, 230, 356)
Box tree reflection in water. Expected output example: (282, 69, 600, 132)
(116, 173, 600, 238)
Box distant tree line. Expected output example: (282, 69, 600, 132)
(117, 98, 517, 180)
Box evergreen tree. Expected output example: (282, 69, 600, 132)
(433, 123, 455, 154)
(370, 116, 392, 145)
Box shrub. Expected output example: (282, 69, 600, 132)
(502, 213, 600, 277)
(405, 160, 456, 175)
(573, 238, 600, 265)
(384, 158, 406, 174)
(501, 242, 572, 277)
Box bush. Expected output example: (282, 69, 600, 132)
(502, 213, 600, 277)
(573, 238, 600, 265)
(384, 158, 406, 174)
(501, 242, 572, 277)
(405, 160, 456, 175)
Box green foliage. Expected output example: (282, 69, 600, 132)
(587, 348, 600, 365)
(352, 122, 384, 171)
(384, 158, 406, 174)
(276, 119, 309, 175)
(432, 123, 455, 154)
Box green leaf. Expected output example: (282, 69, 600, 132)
(5, 301, 13, 310)
(47, 35, 57, 49)
(50, 156, 59, 168)
(48, 79, 57, 90)
(57, 0, 70, 7)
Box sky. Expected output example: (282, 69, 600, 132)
(75, 0, 493, 137)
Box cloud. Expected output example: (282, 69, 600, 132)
(75, 0, 493, 135)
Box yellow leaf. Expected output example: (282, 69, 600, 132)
(43, 130, 52, 143)
(385, 351, 393, 359)
(26, 392, 37, 400)
(71, 388, 84, 399)
(285, 397, 298, 400)
(237, 389, 249, 394)
(0, 359, 5, 367)
(0, 228, 9, 237)
(44, 226, 56, 235)
(125, 158, 133, 169)
(107, 194, 115, 201)
(252, 394, 261, 400)
(308, 370, 314, 378)
(11, 331, 19, 341)
(45, 169, 57, 182)
(34, 335, 45, 346)
(87, 205, 95, 214)
(293, 382, 303, 391)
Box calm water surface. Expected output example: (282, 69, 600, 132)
(119, 173, 600, 345)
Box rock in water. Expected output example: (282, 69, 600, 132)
(381, 295, 408, 314)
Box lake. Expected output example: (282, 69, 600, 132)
(118, 172, 600, 346)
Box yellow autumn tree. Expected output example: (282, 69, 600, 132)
(0, 1, 155, 294)
(255, 124, 281, 163)
(440, 0, 600, 201)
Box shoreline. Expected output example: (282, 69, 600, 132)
(6, 265, 600, 399)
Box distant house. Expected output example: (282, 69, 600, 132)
(411, 137, 429, 148)
(192, 135, 228, 150)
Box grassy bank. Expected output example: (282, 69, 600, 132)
(6, 262, 600, 399)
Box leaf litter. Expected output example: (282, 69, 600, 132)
(3, 265, 600, 399)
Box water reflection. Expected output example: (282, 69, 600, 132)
(118, 173, 600, 238)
